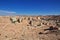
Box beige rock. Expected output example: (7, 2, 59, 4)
(0, 16, 60, 40)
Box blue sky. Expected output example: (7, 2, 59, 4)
(0, 0, 60, 15)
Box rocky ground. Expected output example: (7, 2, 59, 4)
(0, 15, 60, 40)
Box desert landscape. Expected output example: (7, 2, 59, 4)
(0, 15, 60, 40)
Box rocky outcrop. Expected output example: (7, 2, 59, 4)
(0, 16, 60, 40)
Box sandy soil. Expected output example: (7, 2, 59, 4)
(0, 16, 60, 40)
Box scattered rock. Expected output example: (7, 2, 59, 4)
(10, 17, 17, 23)
(39, 32, 43, 34)
(0, 16, 60, 40)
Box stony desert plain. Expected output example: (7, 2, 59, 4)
(0, 15, 60, 40)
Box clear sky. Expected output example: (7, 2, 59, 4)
(0, 0, 60, 15)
